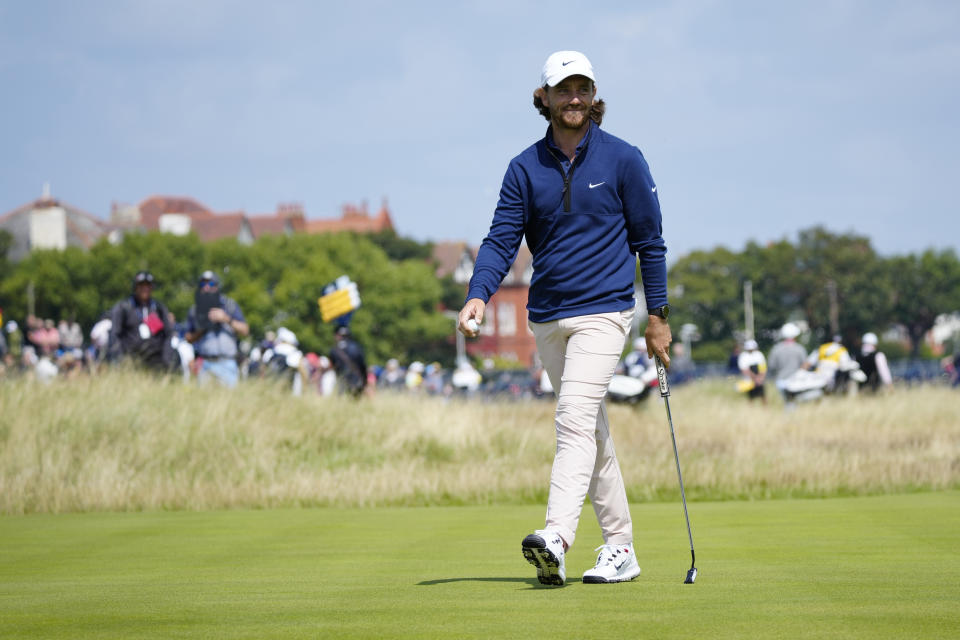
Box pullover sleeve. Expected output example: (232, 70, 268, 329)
(621, 149, 668, 310)
(465, 162, 526, 303)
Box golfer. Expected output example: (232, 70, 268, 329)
(458, 51, 671, 586)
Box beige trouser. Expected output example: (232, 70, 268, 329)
(530, 309, 635, 549)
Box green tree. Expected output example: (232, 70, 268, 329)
(0, 229, 11, 272)
(0, 229, 9, 324)
(202, 232, 452, 364)
(366, 229, 434, 261)
(0, 229, 457, 366)
(790, 227, 889, 346)
(86, 231, 206, 322)
(439, 274, 467, 312)
(886, 249, 960, 358)
(740, 239, 806, 346)
(665, 227, 894, 359)
(0, 247, 96, 326)
(666, 246, 744, 355)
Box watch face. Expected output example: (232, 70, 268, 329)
(658, 305, 670, 319)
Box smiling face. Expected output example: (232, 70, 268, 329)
(540, 75, 596, 132)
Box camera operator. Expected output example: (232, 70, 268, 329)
(185, 270, 248, 387)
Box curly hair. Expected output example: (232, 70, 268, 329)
(533, 88, 605, 126)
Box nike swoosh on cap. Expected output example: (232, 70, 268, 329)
(562, 60, 574, 66)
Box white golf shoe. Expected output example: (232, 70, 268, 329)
(522, 529, 566, 586)
(582, 543, 641, 583)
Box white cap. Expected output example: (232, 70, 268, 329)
(862, 332, 878, 345)
(276, 327, 298, 346)
(781, 323, 800, 339)
(744, 339, 758, 351)
(541, 51, 595, 87)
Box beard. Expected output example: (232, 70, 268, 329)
(551, 105, 590, 131)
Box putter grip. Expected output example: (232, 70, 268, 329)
(655, 356, 670, 397)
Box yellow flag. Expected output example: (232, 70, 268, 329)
(318, 282, 361, 323)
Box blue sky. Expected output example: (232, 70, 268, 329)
(1, 0, 957, 260)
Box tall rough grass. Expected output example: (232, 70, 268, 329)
(1, 371, 957, 514)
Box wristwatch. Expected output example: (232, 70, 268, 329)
(649, 304, 670, 319)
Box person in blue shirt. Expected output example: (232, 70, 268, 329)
(458, 51, 672, 586)
(185, 270, 249, 388)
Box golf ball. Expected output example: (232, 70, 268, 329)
(466, 318, 479, 332)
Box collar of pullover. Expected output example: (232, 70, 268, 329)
(545, 119, 595, 165)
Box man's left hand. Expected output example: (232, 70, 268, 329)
(645, 315, 672, 367)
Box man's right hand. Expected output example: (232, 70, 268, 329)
(208, 307, 231, 324)
(458, 298, 486, 337)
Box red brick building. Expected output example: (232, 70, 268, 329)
(305, 201, 393, 234)
(110, 196, 392, 243)
(434, 242, 538, 366)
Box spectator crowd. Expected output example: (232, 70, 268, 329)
(0, 269, 529, 400)
(3, 271, 959, 398)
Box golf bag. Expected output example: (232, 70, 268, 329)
(607, 366, 658, 404)
(779, 360, 867, 402)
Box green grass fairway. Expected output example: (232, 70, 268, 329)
(2, 492, 957, 639)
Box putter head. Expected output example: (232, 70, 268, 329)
(684, 567, 697, 584)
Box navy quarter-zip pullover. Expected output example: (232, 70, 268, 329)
(467, 121, 668, 323)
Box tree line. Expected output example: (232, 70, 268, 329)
(0, 230, 461, 365)
(667, 227, 960, 360)
(2, 226, 958, 364)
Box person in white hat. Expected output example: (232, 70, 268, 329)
(767, 322, 808, 403)
(273, 327, 306, 396)
(737, 338, 767, 403)
(623, 336, 653, 379)
(458, 50, 671, 586)
(856, 332, 892, 393)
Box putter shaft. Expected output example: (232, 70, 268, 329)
(655, 356, 698, 582)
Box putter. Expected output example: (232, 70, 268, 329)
(655, 355, 698, 584)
